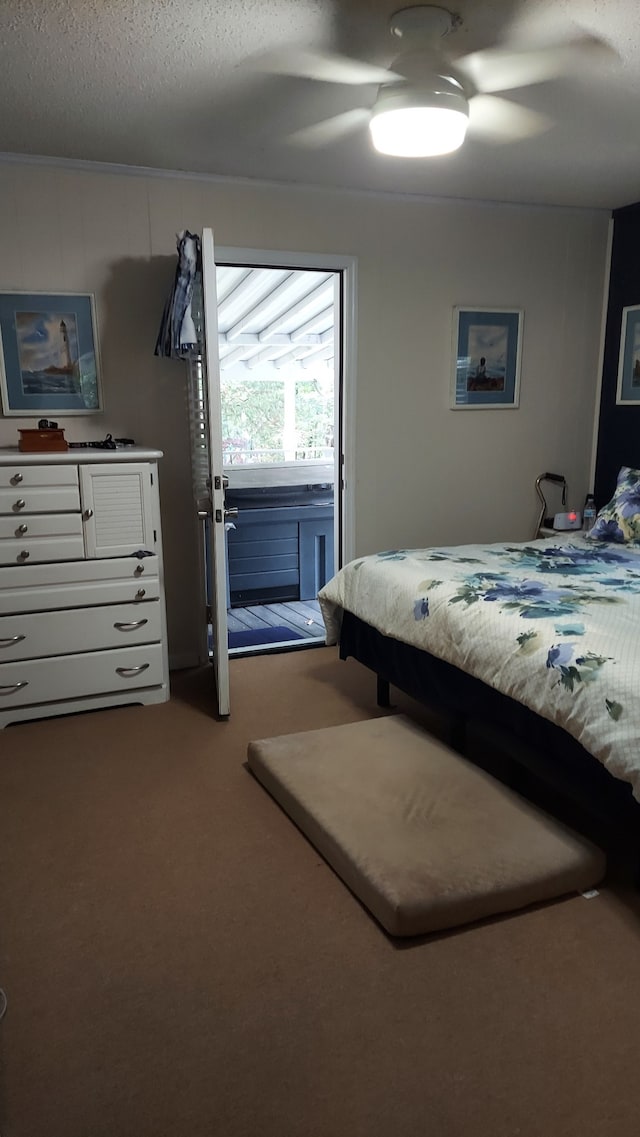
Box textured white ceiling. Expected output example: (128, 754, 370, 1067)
(1, 0, 640, 209)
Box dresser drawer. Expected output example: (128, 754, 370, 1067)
(0, 486, 80, 514)
(0, 513, 83, 541)
(0, 601, 162, 661)
(0, 643, 165, 708)
(0, 464, 78, 490)
(0, 555, 159, 615)
(0, 535, 85, 566)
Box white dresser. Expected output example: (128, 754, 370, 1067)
(0, 447, 169, 727)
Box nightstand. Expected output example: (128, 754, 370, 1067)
(537, 526, 584, 539)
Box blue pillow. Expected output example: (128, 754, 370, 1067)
(588, 466, 640, 542)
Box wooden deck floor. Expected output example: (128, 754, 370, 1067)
(227, 599, 325, 654)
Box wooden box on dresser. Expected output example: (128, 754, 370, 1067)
(0, 447, 169, 727)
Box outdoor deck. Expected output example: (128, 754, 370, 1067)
(227, 599, 325, 653)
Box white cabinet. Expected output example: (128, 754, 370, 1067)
(80, 462, 156, 557)
(0, 448, 169, 727)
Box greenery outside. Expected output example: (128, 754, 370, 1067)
(221, 374, 334, 464)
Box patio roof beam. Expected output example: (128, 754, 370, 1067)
(273, 345, 324, 369)
(225, 358, 332, 376)
(258, 278, 334, 341)
(301, 344, 335, 367)
(225, 272, 307, 341)
(218, 332, 324, 347)
(290, 305, 334, 342)
(217, 268, 293, 331)
(215, 266, 253, 306)
(246, 344, 299, 369)
(219, 345, 256, 369)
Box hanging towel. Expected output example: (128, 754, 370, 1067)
(154, 230, 201, 358)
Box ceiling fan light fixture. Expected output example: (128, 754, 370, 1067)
(369, 80, 469, 157)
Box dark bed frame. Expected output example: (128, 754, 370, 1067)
(339, 610, 640, 866)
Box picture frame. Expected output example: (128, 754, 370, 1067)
(0, 291, 103, 416)
(616, 304, 640, 405)
(451, 307, 523, 410)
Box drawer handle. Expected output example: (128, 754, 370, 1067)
(83, 508, 94, 520)
(0, 681, 28, 694)
(16, 523, 28, 535)
(10, 472, 23, 485)
(0, 635, 26, 647)
(134, 563, 145, 575)
(116, 664, 150, 678)
(114, 619, 148, 631)
(18, 550, 30, 561)
(135, 588, 146, 599)
(13, 499, 26, 511)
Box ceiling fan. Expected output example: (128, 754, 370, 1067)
(251, 5, 615, 157)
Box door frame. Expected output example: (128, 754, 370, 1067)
(215, 245, 357, 569)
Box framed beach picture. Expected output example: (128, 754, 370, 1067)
(451, 307, 523, 409)
(616, 304, 640, 405)
(0, 291, 103, 416)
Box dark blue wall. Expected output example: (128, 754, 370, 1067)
(594, 202, 640, 506)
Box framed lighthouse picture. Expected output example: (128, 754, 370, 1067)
(0, 291, 102, 415)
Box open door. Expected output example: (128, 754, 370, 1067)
(185, 239, 356, 697)
(200, 227, 230, 716)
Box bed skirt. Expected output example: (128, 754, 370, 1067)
(338, 610, 640, 855)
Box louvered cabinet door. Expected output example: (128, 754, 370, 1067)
(80, 462, 157, 558)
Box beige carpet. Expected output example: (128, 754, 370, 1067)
(0, 648, 640, 1137)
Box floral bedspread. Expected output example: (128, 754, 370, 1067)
(318, 536, 640, 800)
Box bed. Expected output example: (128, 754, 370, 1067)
(318, 532, 640, 857)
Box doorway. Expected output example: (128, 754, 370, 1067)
(202, 248, 355, 657)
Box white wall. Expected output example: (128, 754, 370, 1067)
(0, 160, 610, 666)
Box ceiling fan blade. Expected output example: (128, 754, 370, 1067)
(468, 95, 553, 143)
(286, 108, 371, 148)
(246, 47, 400, 87)
(457, 35, 617, 95)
